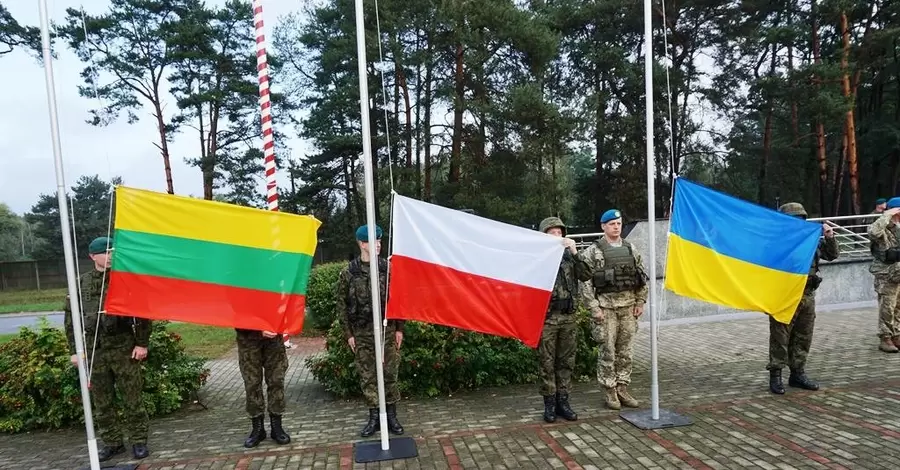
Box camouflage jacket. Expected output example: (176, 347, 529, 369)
(579, 237, 649, 310)
(868, 213, 900, 276)
(547, 250, 592, 315)
(806, 236, 839, 293)
(336, 257, 405, 339)
(63, 269, 151, 355)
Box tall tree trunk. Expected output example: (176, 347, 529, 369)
(812, 0, 828, 214)
(341, 155, 353, 227)
(152, 99, 174, 194)
(450, 42, 464, 184)
(423, 38, 434, 201)
(413, 30, 423, 197)
(759, 43, 777, 204)
(787, 4, 799, 145)
(833, 134, 847, 215)
(398, 68, 413, 169)
(840, 12, 861, 215)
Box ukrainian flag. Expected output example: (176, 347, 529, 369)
(664, 178, 822, 324)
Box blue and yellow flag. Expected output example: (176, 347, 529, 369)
(664, 178, 822, 323)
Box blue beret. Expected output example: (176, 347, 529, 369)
(888, 198, 900, 209)
(876, 198, 887, 205)
(355, 224, 383, 242)
(88, 236, 113, 254)
(600, 209, 622, 224)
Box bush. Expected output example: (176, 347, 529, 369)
(306, 307, 600, 398)
(305, 262, 346, 331)
(0, 318, 209, 433)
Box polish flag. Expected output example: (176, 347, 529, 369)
(385, 195, 566, 348)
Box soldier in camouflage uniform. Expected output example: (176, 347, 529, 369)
(537, 217, 592, 423)
(867, 197, 900, 353)
(336, 224, 406, 437)
(236, 326, 291, 448)
(64, 236, 151, 462)
(580, 209, 648, 410)
(767, 203, 838, 393)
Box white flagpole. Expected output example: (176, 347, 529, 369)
(643, 0, 660, 420)
(354, 0, 390, 451)
(38, 1, 101, 468)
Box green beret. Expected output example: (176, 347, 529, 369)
(356, 224, 383, 242)
(88, 237, 113, 254)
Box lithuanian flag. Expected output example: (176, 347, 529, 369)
(104, 186, 321, 334)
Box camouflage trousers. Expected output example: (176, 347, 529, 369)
(353, 325, 400, 408)
(236, 331, 288, 417)
(767, 293, 816, 371)
(873, 275, 900, 339)
(592, 306, 638, 389)
(538, 312, 577, 396)
(91, 344, 149, 446)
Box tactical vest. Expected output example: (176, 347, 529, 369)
(79, 271, 134, 343)
(591, 238, 644, 294)
(870, 223, 900, 264)
(548, 251, 576, 314)
(345, 257, 388, 329)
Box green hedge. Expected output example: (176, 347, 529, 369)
(306, 308, 600, 398)
(0, 319, 209, 433)
(305, 262, 346, 331)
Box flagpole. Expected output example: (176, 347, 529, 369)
(619, 0, 691, 431)
(354, 0, 390, 453)
(38, 1, 101, 468)
(643, 0, 660, 421)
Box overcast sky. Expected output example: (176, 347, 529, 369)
(0, 0, 305, 215)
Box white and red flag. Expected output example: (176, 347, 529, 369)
(385, 195, 566, 348)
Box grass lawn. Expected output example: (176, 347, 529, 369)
(0, 333, 14, 344)
(0, 288, 67, 314)
(165, 322, 236, 359)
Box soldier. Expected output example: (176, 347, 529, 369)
(64, 236, 151, 461)
(768, 202, 839, 394)
(236, 327, 291, 448)
(580, 209, 648, 410)
(867, 198, 900, 353)
(874, 198, 887, 214)
(537, 217, 592, 423)
(336, 224, 405, 437)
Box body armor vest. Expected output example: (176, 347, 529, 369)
(871, 223, 900, 264)
(346, 257, 388, 329)
(591, 238, 643, 294)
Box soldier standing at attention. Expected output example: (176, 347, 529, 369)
(580, 210, 648, 410)
(768, 203, 839, 394)
(537, 217, 592, 423)
(64, 236, 151, 461)
(867, 198, 900, 353)
(236, 326, 291, 447)
(336, 224, 405, 437)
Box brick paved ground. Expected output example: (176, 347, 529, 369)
(1, 308, 899, 469)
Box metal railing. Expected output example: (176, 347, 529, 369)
(567, 213, 883, 261)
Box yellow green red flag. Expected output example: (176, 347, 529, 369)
(104, 186, 321, 334)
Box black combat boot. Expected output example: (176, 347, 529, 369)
(386, 403, 404, 435)
(555, 392, 578, 421)
(132, 443, 149, 459)
(788, 369, 819, 391)
(269, 413, 291, 445)
(97, 443, 125, 462)
(360, 408, 379, 438)
(769, 368, 785, 394)
(244, 415, 266, 448)
(542, 395, 556, 423)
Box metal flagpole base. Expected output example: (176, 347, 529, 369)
(76, 464, 138, 470)
(620, 408, 692, 430)
(353, 437, 418, 463)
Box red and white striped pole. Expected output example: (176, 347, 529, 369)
(252, 0, 292, 348)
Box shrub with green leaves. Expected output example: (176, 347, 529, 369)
(305, 262, 346, 331)
(0, 319, 209, 433)
(306, 307, 600, 398)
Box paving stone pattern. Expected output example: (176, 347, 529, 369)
(1, 308, 899, 469)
